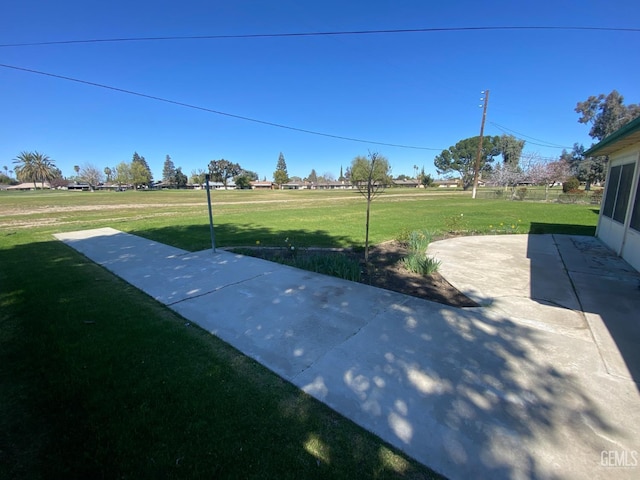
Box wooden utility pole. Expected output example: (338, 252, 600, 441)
(472, 90, 490, 199)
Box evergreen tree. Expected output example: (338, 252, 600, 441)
(273, 152, 289, 188)
(174, 167, 188, 188)
(131, 152, 152, 189)
(162, 154, 176, 187)
(499, 134, 525, 168)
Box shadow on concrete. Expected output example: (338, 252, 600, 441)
(528, 226, 640, 388)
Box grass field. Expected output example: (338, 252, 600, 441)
(0, 188, 599, 478)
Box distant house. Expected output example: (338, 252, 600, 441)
(315, 181, 350, 190)
(206, 180, 235, 190)
(7, 182, 51, 190)
(250, 181, 273, 190)
(585, 115, 640, 272)
(434, 179, 460, 188)
(393, 179, 420, 188)
(282, 182, 308, 190)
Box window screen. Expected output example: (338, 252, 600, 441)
(603, 165, 621, 218)
(630, 173, 640, 232)
(612, 163, 636, 223)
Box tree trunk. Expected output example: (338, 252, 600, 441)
(364, 198, 371, 263)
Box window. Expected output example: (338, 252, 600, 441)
(603, 165, 621, 219)
(613, 163, 636, 223)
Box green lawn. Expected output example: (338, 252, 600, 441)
(0, 188, 599, 478)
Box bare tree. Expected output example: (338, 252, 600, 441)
(80, 164, 105, 191)
(350, 152, 391, 262)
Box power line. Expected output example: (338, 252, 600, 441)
(0, 63, 444, 150)
(490, 121, 572, 149)
(1, 25, 638, 48)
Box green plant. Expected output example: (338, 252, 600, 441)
(293, 253, 361, 282)
(402, 253, 441, 275)
(444, 213, 468, 234)
(563, 177, 580, 193)
(400, 229, 440, 275)
(488, 219, 523, 234)
(395, 227, 412, 245)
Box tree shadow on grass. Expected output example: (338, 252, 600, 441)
(128, 222, 356, 252)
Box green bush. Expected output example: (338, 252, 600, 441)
(562, 177, 580, 193)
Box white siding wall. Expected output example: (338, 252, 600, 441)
(597, 145, 640, 272)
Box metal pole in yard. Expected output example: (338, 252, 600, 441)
(205, 174, 216, 253)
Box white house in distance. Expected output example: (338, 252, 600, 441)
(585, 115, 640, 272)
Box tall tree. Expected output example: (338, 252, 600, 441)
(307, 169, 318, 184)
(434, 136, 501, 190)
(131, 152, 153, 188)
(350, 152, 391, 262)
(162, 154, 176, 187)
(208, 159, 241, 189)
(338, 166, 345, 182)
(273, 152, 289, 188)
(114, 161, 132, 188)
(104, 166, 112, 183)
(174, 167, 188, 188)
(576, 90, 640, 141)
(499, 134, 525, 167)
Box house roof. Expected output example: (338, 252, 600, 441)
(584, 116, 640, 157)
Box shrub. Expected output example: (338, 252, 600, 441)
(515, 187, 527, 200)
(562, 177, 580, 193)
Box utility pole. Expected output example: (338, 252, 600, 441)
(472, 89, 490, 199)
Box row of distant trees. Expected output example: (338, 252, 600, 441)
(8, 91, 637, 193)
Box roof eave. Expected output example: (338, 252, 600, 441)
(584, 116, 640, 157)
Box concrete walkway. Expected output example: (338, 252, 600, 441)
(54, 228, 640, 480)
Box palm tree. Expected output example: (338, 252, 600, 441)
(13, 151, 57, 189)
(13, 151, 37, 188)
(32, 152, 57, 189)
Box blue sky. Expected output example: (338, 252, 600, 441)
(1, 0, 639, 181)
